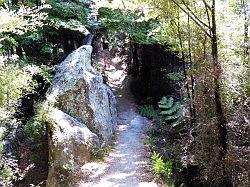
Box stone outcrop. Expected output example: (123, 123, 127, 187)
(46, 45, 117, 186)
(47, 45, 117, 144)
(46, 108, 99, 187)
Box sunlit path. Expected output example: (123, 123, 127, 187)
(79, 58, 160, 187)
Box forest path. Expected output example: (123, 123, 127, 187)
(80, 56, 160, 187)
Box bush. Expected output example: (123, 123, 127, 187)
(0, 57, 53, 186)
(0, 63, 35, 112)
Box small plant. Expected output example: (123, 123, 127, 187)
(25, 95, 56, 141)
(139, 105, 159, 119)
(151, 151, 173, 179)
(158, 97, 182, 126)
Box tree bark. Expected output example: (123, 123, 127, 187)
(242, 0, 249, 56)
(177, 11, 194, 123)
(187, 15, 196, 124)
(211, 0, 227, 155)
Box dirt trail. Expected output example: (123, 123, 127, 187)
(80, 58, 160, 187)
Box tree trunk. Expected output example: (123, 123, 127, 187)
(187, 15, 196, 124)
(243, 0, 249, 56)
(211, 2, 232, 186)
(177, 12, 194, 123)
(133, 43, 139, 75)
(211, 0, 227, 155)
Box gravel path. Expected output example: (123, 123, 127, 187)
(80, 58, 160, 187)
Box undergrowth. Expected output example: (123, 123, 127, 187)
(139, 96, 183, 126)
(141, 96, 187, 186)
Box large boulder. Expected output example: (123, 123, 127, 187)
(47, 45, 117, 144)
(47, 108, 99, 187)
(46, 45, 117, 186)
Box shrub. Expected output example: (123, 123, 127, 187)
(0, 63, 35, 111)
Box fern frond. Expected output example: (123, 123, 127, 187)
(162, 115, 179, 121)
(158, 97, 174, 109)
(158, 96, 183, 125)
(159, 99, 180, 116)
(139, 105, 159, 119)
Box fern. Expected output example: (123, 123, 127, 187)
(139, 97, 183, 126)
(159, 102, 181, 115)
(139, 105, 159, 119)
(158, 97, 174, 109)
(151, 151, 173, 179)
(158, 97, 182, 126)
(151, 151, 165, 176)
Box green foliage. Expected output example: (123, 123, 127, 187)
(25, 96, 55, 141)
(167, 71, 185, 81)
(147, 116, 186, 185)
(0, 0, 7, 6)
(99, 7, 158, 44)
(139, 97, 183, 126)
(46, 0, 89, 34)
(48, 0, 88, 23)
(0, 127, 5, 156)
(0, 8, 25, 33)
(1, 0, 90, 62)
(0, 36, 17, 52)
(39, 65, 54, 83)
(21, 31, 44, 46)
(151, 151, 173, 179)
(158, 97, 183, 126)
(48, 18, 89, 34)
(0, 156, 18, 187)
(139, 105, 159, 119)
(0, 57, 53, 184)
(0, 63, 35, 111)
(40, 43, 53, 55)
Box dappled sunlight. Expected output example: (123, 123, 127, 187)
(1, 0, 247, 185)
(79, 55, 158, 186)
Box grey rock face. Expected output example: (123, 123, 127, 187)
(48, 45, 117, 144)
(47, 108, 99, 187)
(46, 45, 117, 186)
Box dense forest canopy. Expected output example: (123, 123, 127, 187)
(0, 0, 249, 186)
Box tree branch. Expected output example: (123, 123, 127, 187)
(181, 0, 210, 29)
(171, 0, 211, 38)
(203, 0, 212, 35)
(202, 0, 212, 11)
